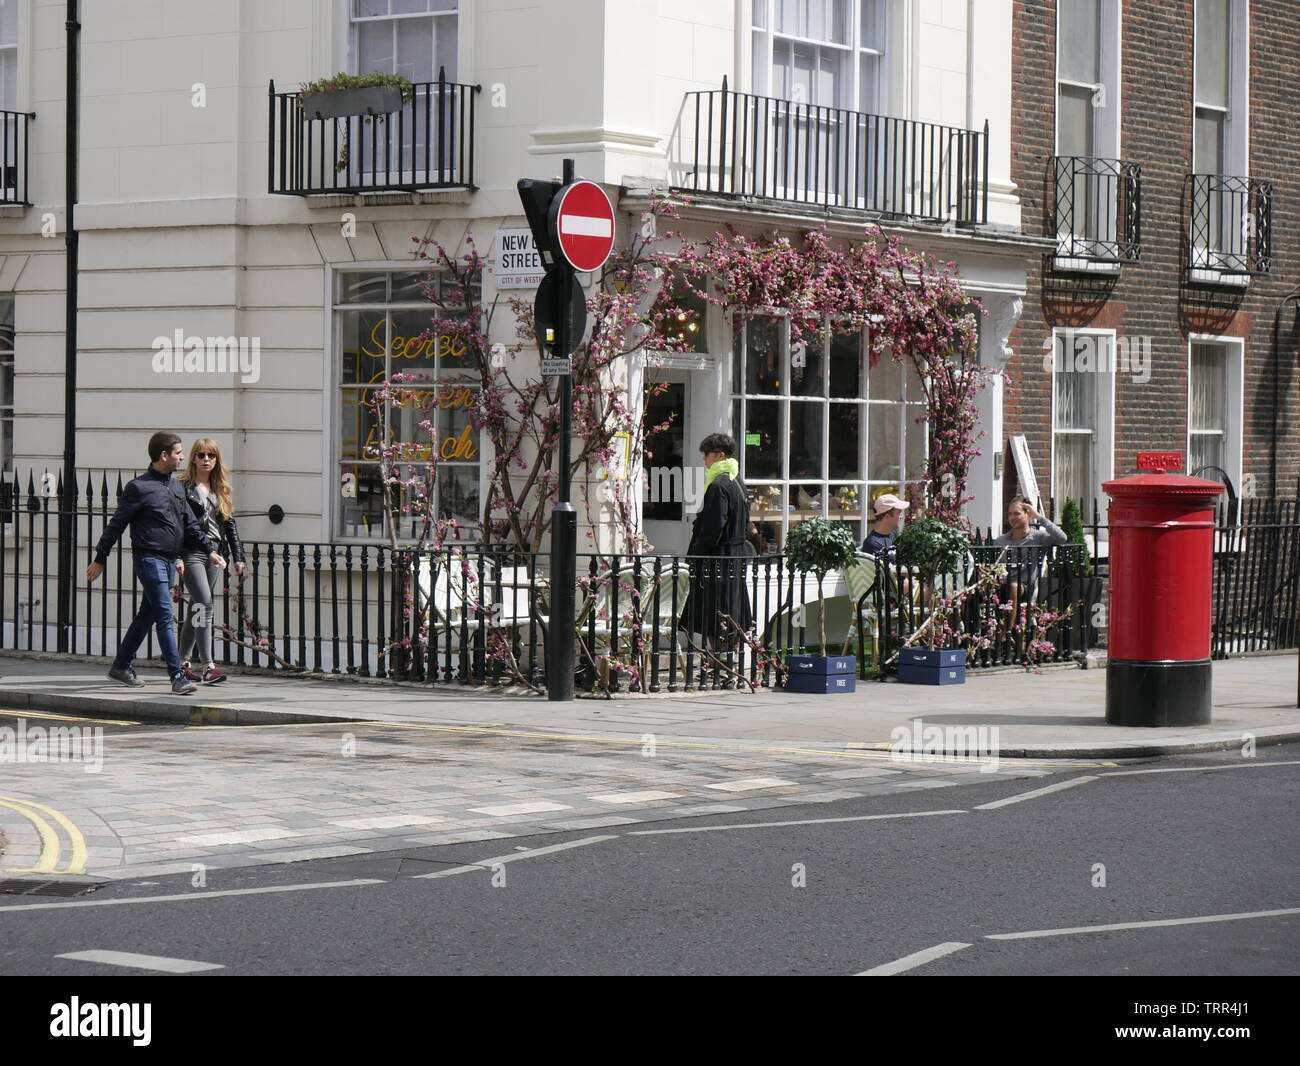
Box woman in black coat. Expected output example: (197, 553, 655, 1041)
(679, 433, 753, 643)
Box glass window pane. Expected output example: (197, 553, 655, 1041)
(753, 0, 767, 29)
(395, 16, 434, 82)
(340, 463, 386, 538)
(790, 333, 824, 396)
(1058, 0, 1100, 84)
(1191, 345, 1226, 431)
(744, 316, 782, 394)
(905, 407, 927, 480)
(817, 48, 844, 108)
(340, 310, 389, 385)
(1194, 108, 1225, 174)
(1057, 84, 1094, 159)
(338, 272, 389, 304)
(1054, 434, 1093, 509)
(869, 350, 902, 400)
(386, 309, 440, 373)
(340, 389, 381, 461)
(1190, 433, 1223, 476)
(867, 403, 901, 481)
(860, 0, 883, 50)
(791, 43, 815, 104)
(904, 354, 925, 404)
(745, 399, 781, 479)
(435, 16, 458, 80)
(829, 329, 862, 397)
(828, 403, 860, 479)
(858, 52, 879, 113)
(1195, 0, 1230, 109)
(389, 270, 433, 303)
(356, 19, 394, 73)
(790, 402, 825, 479)
(354, 0, 389, 17)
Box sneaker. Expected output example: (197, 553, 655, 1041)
(199, 666, 226, 685)
(171, 676, 198, 695)
(107, 665, 144, 688)
(180, 665, 203, 682)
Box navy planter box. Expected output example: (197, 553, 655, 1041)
(898, 646, 966, 685)
(787, 671, 857, 694)
(784, 654, 856, 695)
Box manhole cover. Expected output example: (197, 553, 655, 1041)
(0, 879, 104, 897)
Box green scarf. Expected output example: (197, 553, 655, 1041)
(704, 457, 739, 490)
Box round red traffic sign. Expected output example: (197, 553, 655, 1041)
(548, 180, 616, 273)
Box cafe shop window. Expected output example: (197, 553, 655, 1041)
(733, 313, 926, 552)
(335, 268, 481, 540)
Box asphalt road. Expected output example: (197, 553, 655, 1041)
(1, 744, 1296, 978)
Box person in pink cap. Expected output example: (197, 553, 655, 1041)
(862, 492, 909, 560)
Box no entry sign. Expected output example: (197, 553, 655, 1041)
(548, 180, 615, 273)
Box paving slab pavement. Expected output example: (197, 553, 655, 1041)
(3, 649, 1297, 758)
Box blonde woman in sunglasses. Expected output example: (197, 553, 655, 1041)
(176, 438, 246, 683)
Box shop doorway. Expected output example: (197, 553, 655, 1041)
(642, 375, 690, 553)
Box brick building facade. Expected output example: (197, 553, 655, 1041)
(1006, 0, 1299, 525)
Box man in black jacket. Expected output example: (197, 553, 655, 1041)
(86, 433, 226, 694)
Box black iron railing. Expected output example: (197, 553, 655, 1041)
(0, 108, 34, 206)
(1187, 173, 1272, 275)
(268, 72, 479, 196)
(1051, 156, 1141, 263)
(673, 77, 988, 224)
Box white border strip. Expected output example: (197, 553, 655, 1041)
(56, 949, 224, 974)
(627, 810, 966, 836)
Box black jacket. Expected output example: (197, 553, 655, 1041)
(94, 467, 219, 565)
(680, 471, 753, 636)
(183, 481, 245, 564)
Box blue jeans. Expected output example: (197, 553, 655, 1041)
(114, 555, 182, 680)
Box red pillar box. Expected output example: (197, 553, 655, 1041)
(1102, 472, 1225, 726)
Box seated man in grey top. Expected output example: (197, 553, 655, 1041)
(994, 495, 1068, 610)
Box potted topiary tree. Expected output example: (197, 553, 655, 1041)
(299, 72, 415, 120)
(1048, 498, 1101, 648)
(893, 516, 971, 684)
(783, 517, 860, 693)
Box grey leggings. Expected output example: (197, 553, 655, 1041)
(178, 553, 222, 665)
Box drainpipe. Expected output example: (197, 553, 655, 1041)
(56, 0, 80, 653)
(1271, 286, 1300, 496)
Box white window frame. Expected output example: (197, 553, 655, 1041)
(326, 262, 484, 545)
(1049, 327, 1116, 524)
(730, 310, 926, 551)
(1192, 0, 1249, 177)
(1185, 334, 1243, 507)
(751, 0, 889, 115)
(345, 0, 459, 83)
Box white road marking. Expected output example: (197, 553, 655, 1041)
(57, 949, 224, 973)
(627, 809, 967, 836)
(1101, 760, 1300, 776)
(0, 878, 384, 913)
(856, 942, 972, 976)
(175, 827, 299, 847)
(973, 776, 1097, 810)
(329, 815, 445, 829)
(988, 906, 1300, 940)
(469, 801, 573, 817)
(588, 791, 680, 804)
(560, 214, 612, 238)
(413, 835, 617, 879)
(705, 777, 798, 792)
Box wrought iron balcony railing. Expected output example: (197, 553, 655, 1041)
(1050, 156, 1140, 264)
(1187, 173, 1272, 276)
(671, 77, 988, 225)
(0, 108, 34, 206)
(268, 72, 479, 196)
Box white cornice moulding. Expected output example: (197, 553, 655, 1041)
(528, 126, 665, 157)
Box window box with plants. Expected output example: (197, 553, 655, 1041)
(299, 73, 415, 120)
(781, 516, 860, 694)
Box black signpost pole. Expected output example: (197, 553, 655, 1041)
(548, 158, 578, 701)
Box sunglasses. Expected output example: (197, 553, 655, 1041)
(195, 453, 217, 460)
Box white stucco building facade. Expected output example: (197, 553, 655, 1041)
(0, 0, 1044, 557)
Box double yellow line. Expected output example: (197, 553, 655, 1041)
(0, 794, 88, 876)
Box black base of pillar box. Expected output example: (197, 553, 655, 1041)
(1106, 659, 1213, 726)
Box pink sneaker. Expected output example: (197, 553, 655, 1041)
(200, 666, 226, 685)
(180, 664, 202, 682)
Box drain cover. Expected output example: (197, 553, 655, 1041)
(0, 878, 103, 897)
